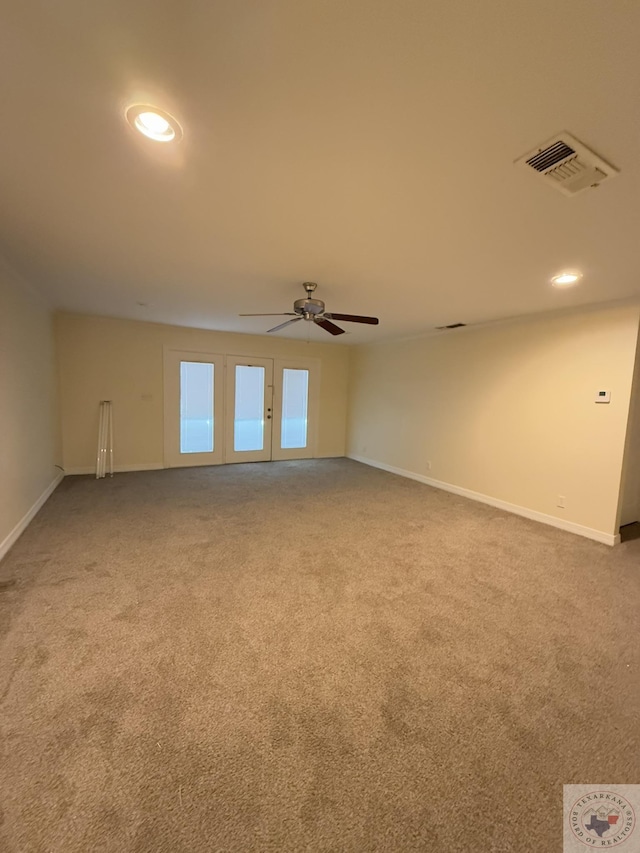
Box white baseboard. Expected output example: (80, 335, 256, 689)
(348, 454, 620, 547)
(0, 471, 64, 563)
(65, 463, 164, 476)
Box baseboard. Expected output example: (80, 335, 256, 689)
(65, 463, 164, 476)
(348, 454, 619, 547)
(0, 471, 64, 563)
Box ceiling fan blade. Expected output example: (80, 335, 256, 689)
(324, 312, 379, 325)
(267, 317, 303, 333)
(314, 317, 346, 336)
(239, 312, 297, 317)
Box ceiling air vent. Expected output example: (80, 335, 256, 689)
(515, 132, 618, 196)
(435, 322, 466, 330)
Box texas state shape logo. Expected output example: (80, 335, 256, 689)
(569, 790, 636, 847)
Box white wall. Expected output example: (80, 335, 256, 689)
(0, 258, 61, 560)
(56, 313, 350, 472)
(347, 304, 640, 542)
(619, 339, 640, 527)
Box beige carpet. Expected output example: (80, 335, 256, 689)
(1, 459, 638, 852)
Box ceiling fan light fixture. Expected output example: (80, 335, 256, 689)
(126, 104, 183, 143)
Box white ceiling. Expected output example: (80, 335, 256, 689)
(1, 0, 639, 343)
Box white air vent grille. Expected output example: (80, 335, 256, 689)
(515, 132, 618, 196)
(527, 141, 575, 172)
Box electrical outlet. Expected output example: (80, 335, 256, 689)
(426, 461, 432, 471)
(557, 495, 566, 509)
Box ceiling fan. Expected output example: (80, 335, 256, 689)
(239, 282, 379, 336)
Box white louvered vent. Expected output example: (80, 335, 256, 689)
(515, 132, 618, 196)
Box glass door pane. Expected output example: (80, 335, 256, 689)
(180, 361, 214, 453)
(225, 357, 273, 464)
(234, 365, 265, 451)
(271, 358, 316, 461)
(164, 350, 223, 469)
(281, 369, 309, 449)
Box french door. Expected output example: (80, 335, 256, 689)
(163, 351, 225, 467)
(164, 350, 317, 467)
(225, 357, 273, 463)
(271, 361, 315, 462)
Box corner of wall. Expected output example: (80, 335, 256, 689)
(617, 317, 640, 528)
(346, 303, 640, 544)
(0, 258, 61, 560)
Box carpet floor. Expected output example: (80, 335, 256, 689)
(0, 459, 638, 852)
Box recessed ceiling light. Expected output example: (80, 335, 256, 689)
(125, 104, 182, 143)
(551, 271, 582, 288)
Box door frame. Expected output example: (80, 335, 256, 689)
(163, 346, 321, 468)
(224, 355, 274, 464)
(271, 356, 320, 461)
(163, 349, 225, 467)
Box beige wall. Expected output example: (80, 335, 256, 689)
(347, 304, 640, 539)
(0, 259, 61, 557)
(56, 313, 349, 471)
(619, 339, 640, 527)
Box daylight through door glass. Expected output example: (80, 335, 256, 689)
(281, 368, 309, 449)
(180, 362, 214, 453)
(234, 365, 265, 451)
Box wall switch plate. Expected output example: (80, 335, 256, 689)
(595, 390, 611, 403)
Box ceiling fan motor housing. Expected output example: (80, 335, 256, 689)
(294, 297, 325, 316)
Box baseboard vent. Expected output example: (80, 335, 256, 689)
(515, 132, 618, 196)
